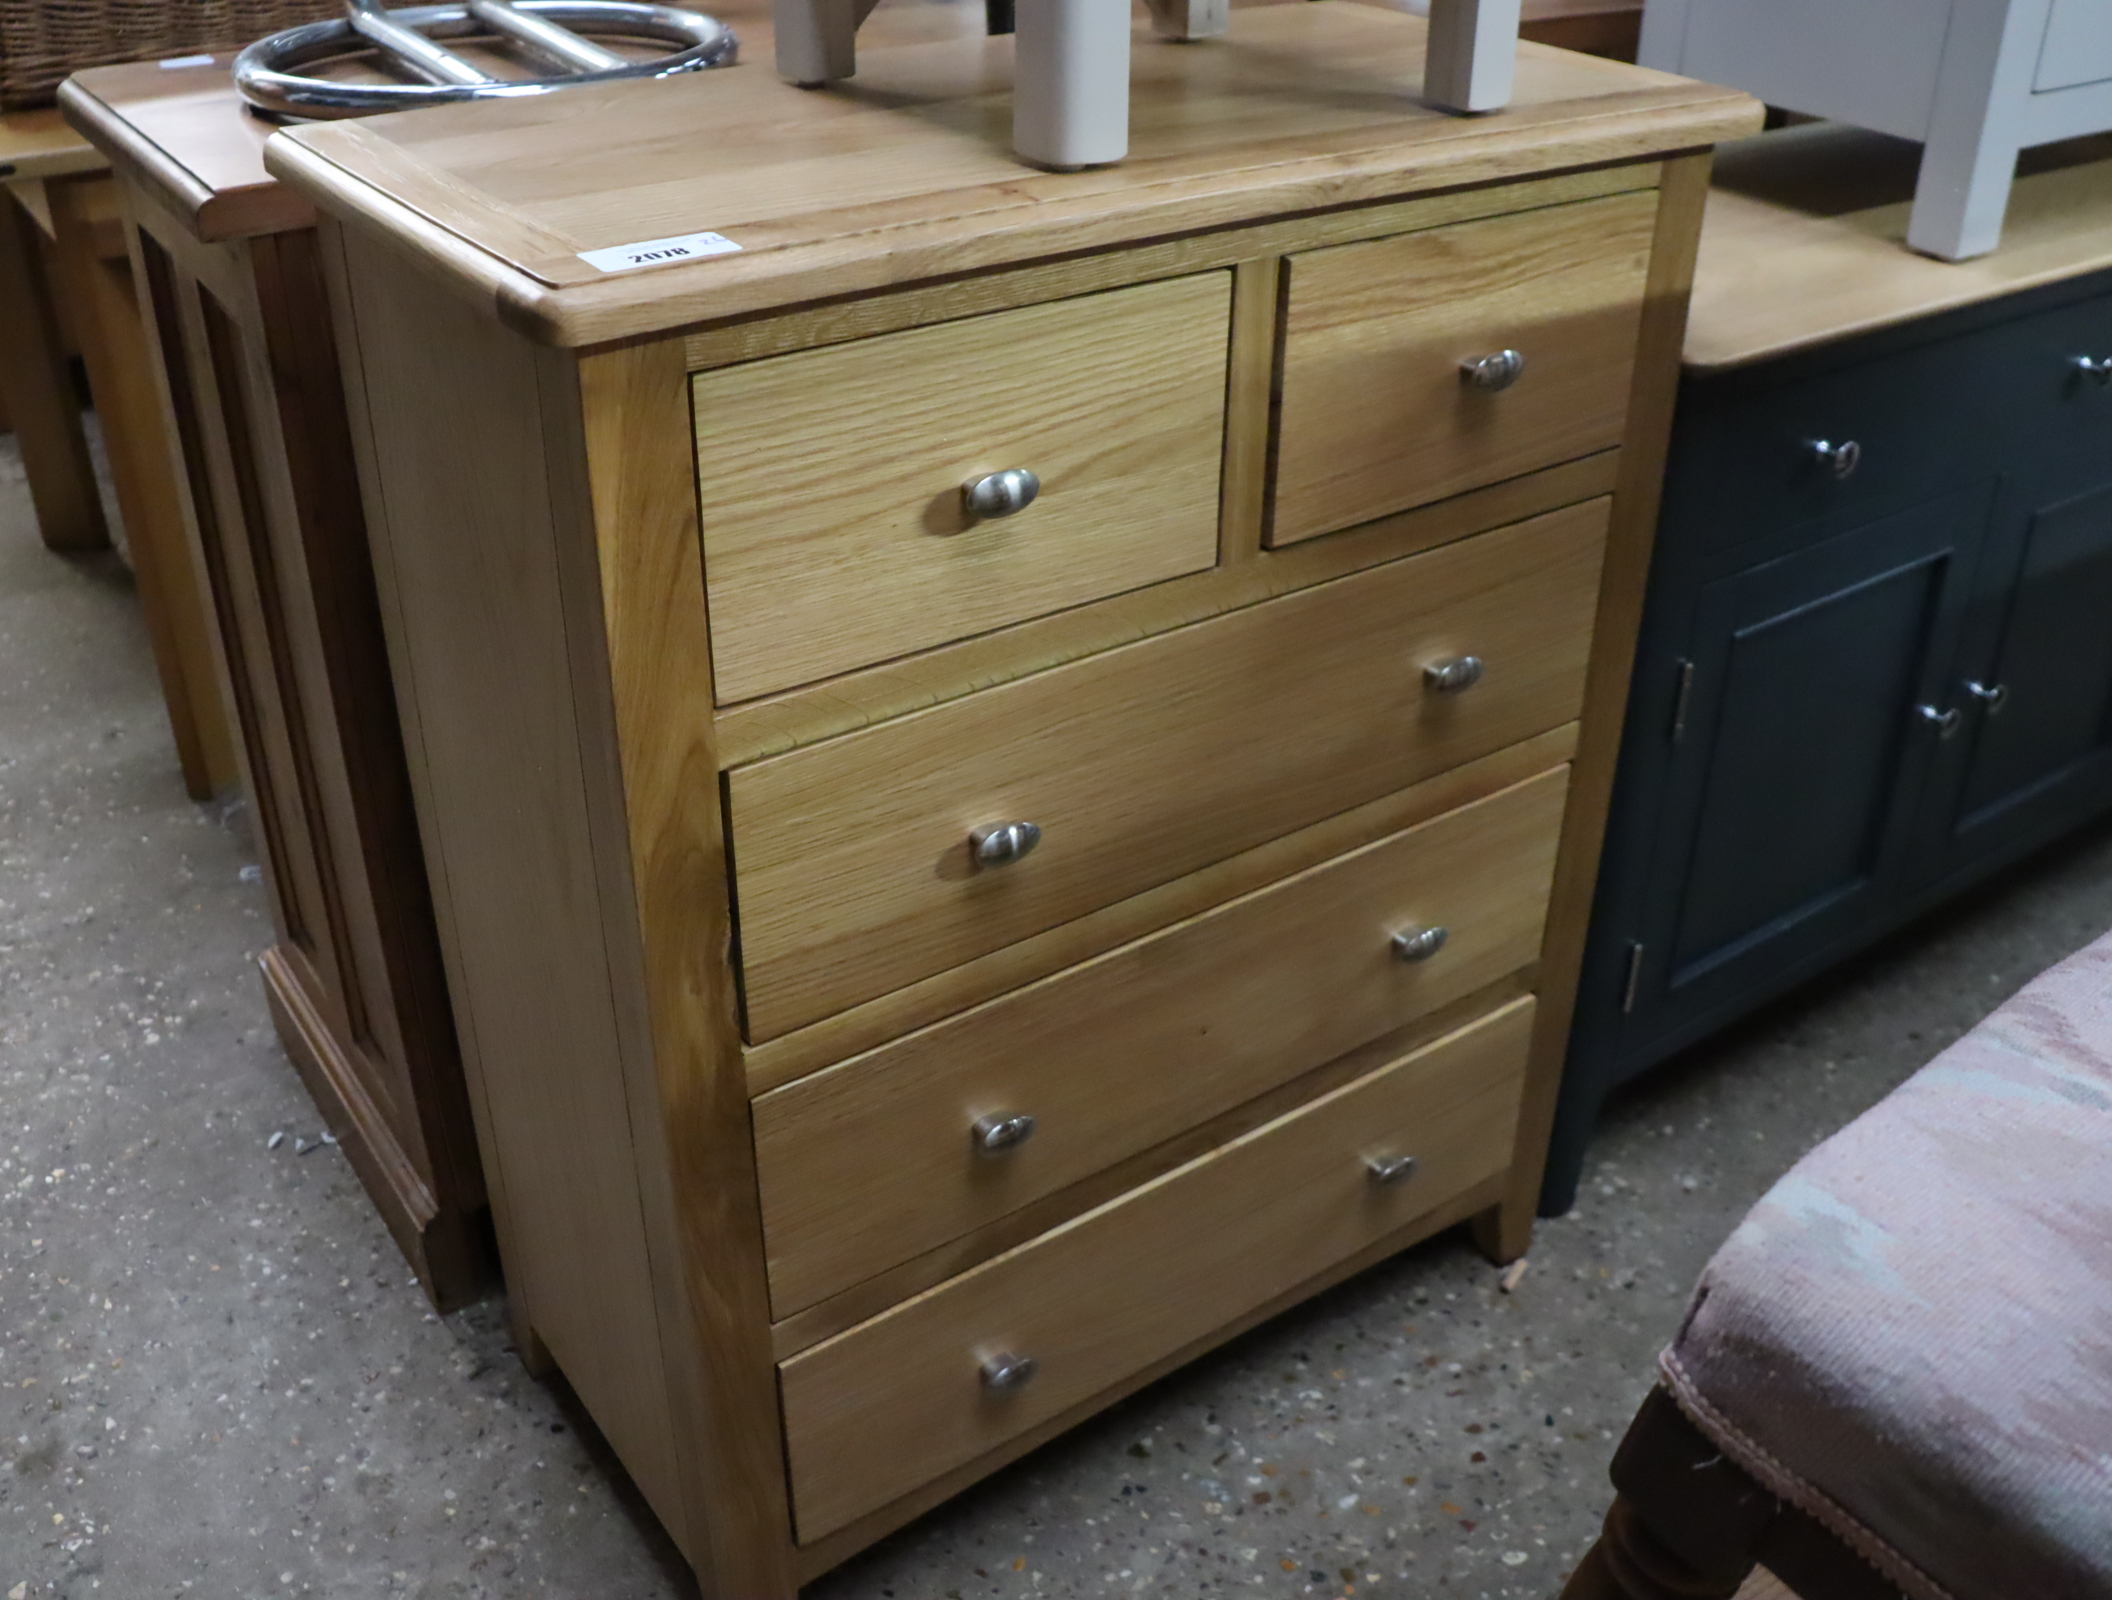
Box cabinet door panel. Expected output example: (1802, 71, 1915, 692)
(1624, 485, 1990, 1044)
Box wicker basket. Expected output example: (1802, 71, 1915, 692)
(1, 0, 343, 108)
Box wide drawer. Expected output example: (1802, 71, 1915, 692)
(728, 499, 1608, 1040)
(692, 274, 1231, 703)
(778, 995, 1534, 1543)
(1271, 190, 1655, 546)
(754, 766, 1568, 1317)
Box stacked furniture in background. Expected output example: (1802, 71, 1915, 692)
(266, 7, 1754, 1594)
(1639, 0, 2112, 260)
(1549, 121, 2112, 1212)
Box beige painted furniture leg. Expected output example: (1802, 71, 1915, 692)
(0, 184, 110, 552)
(46, 171, 238, 800)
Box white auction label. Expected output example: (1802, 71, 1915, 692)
(159, 53, 217, 68)
(578, 231, 743, 273)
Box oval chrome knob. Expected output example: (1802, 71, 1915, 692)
(1965, 680, 2009, 715)
(2073, 355, 2112, 385)
(980, 1351, 1038, 1392)
(1459, 349, 1525, 392)
(1806, 438, 1862, 479)
(1918, 704, 1962, 739)
(962, 468, 1041, 519)
(1423, 656, 1484, 693)
(970, 821, 1042, 867)
(1390, 925, 1449, 963)
(1366, 1153, 1419, 1186)
(972, 1112, 1038, 1154)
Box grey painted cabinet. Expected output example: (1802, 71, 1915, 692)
(1546, 269, 2112, 1213)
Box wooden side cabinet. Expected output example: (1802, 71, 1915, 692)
(61, 62, 492, 1309)
(269, 9, 1754, 1592)
(1548, 235, 2112, 1212)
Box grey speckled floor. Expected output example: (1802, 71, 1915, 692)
(6, 427, 2112, 1600)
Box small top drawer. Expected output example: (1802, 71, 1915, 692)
(726, 499, 1608, 1040)
(1271, 189, 1656, 547)
(692, 275, 1232, 703)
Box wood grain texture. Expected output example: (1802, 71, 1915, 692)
(566, 340, 797, 1595)
(695, 272, 1230, 702)
(767, 971, 1536, 1358)
(1273, 187, 1656, 545)
(319, 222, 689, 1548)
(1688, 123, 2112, 371)
(264, 2, 1760, 346)
(1482, 150, 1715, 1262)
(729, 499, 1608, 1039)
(0, 183, 108, 550)
(780, 997, 1534, 1542)
(677, 163, 1656, 372)
(715, 453, 1621, 767)
(788, 1168, 1507, 1581)
(755, 765, 1566, 1316)
(1217, 254, 1280, 563)
(743, 725, 1578, 1094)
(47, 170, 239, 799)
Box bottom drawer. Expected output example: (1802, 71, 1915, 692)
(778, 996, 1535, 1542)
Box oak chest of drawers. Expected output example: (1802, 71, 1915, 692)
(267, 6, 1755, 1592)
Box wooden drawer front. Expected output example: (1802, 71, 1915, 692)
(729, 499, 1605, 1040)
(693, 274, 1231, 703)
(754, 766, 1567, 1317)
(779, 996, 1534, 1542)
(1271, 190, 1656, 547)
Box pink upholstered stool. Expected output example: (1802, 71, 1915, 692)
(1566, 929, 2112, 1600)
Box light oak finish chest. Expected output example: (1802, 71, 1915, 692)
(267, 7, 1755, 1590)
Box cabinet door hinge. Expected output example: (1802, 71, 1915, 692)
(1620, 940, 1646, 1014)
(1669, 658, 1695, 744)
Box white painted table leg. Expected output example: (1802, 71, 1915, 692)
(1013, 0, 1131, 168)
(773, 0, 878, 86)
(1145, 0, 1230, 41)
(1904, 0, 2046, 260)
(1424, 0, 1522, 113)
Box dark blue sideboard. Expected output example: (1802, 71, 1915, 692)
(1546, 254, 2112, 1213)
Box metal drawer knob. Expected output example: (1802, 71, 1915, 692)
(1806, 438, 1862, 479)
(1367, 1153, 1419, 1186)
(963, 468, 1041, 520)
(1423, 656, 1484, 693)
(980, 1351, 1038, 1392)
(972, 1112, 1038, 1153)
(1918, 703, 1962, 739)
(970, 821, 1042, 867)
(1460, 349, 1526, 392)
(2074, 355, 2112, 386)
(1965, 680, 2009, 715)
(1391, 925, 1449, 962)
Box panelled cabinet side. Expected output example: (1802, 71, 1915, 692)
(1491, 150, 1713, 1258)
(314, 219, 696, 1559)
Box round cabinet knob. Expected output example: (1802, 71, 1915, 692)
(1806, 438, 1862, 480)
(1422, 656, 1484, 693)
(1390, 925, 1449, 963)
(1965, 680, 2009, 715)
(1459, 349, 1526, 392)
(2073, 355, 2112, 386)
(980, 1351, 1039, 1392)
(1366, 1153, 1419, 1186)
(1918, 703, 1962, 739)
(963, 468, 1042, 520)
(972, 1111, 1038, 1153)
(970, 821, 1042, 867)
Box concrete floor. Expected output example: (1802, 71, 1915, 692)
(6, 429, 2112, 1600)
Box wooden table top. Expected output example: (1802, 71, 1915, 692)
(1686, 121, 2112, 373)
(0, 106, 106, 182)
(258, 0, 1753, 347)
